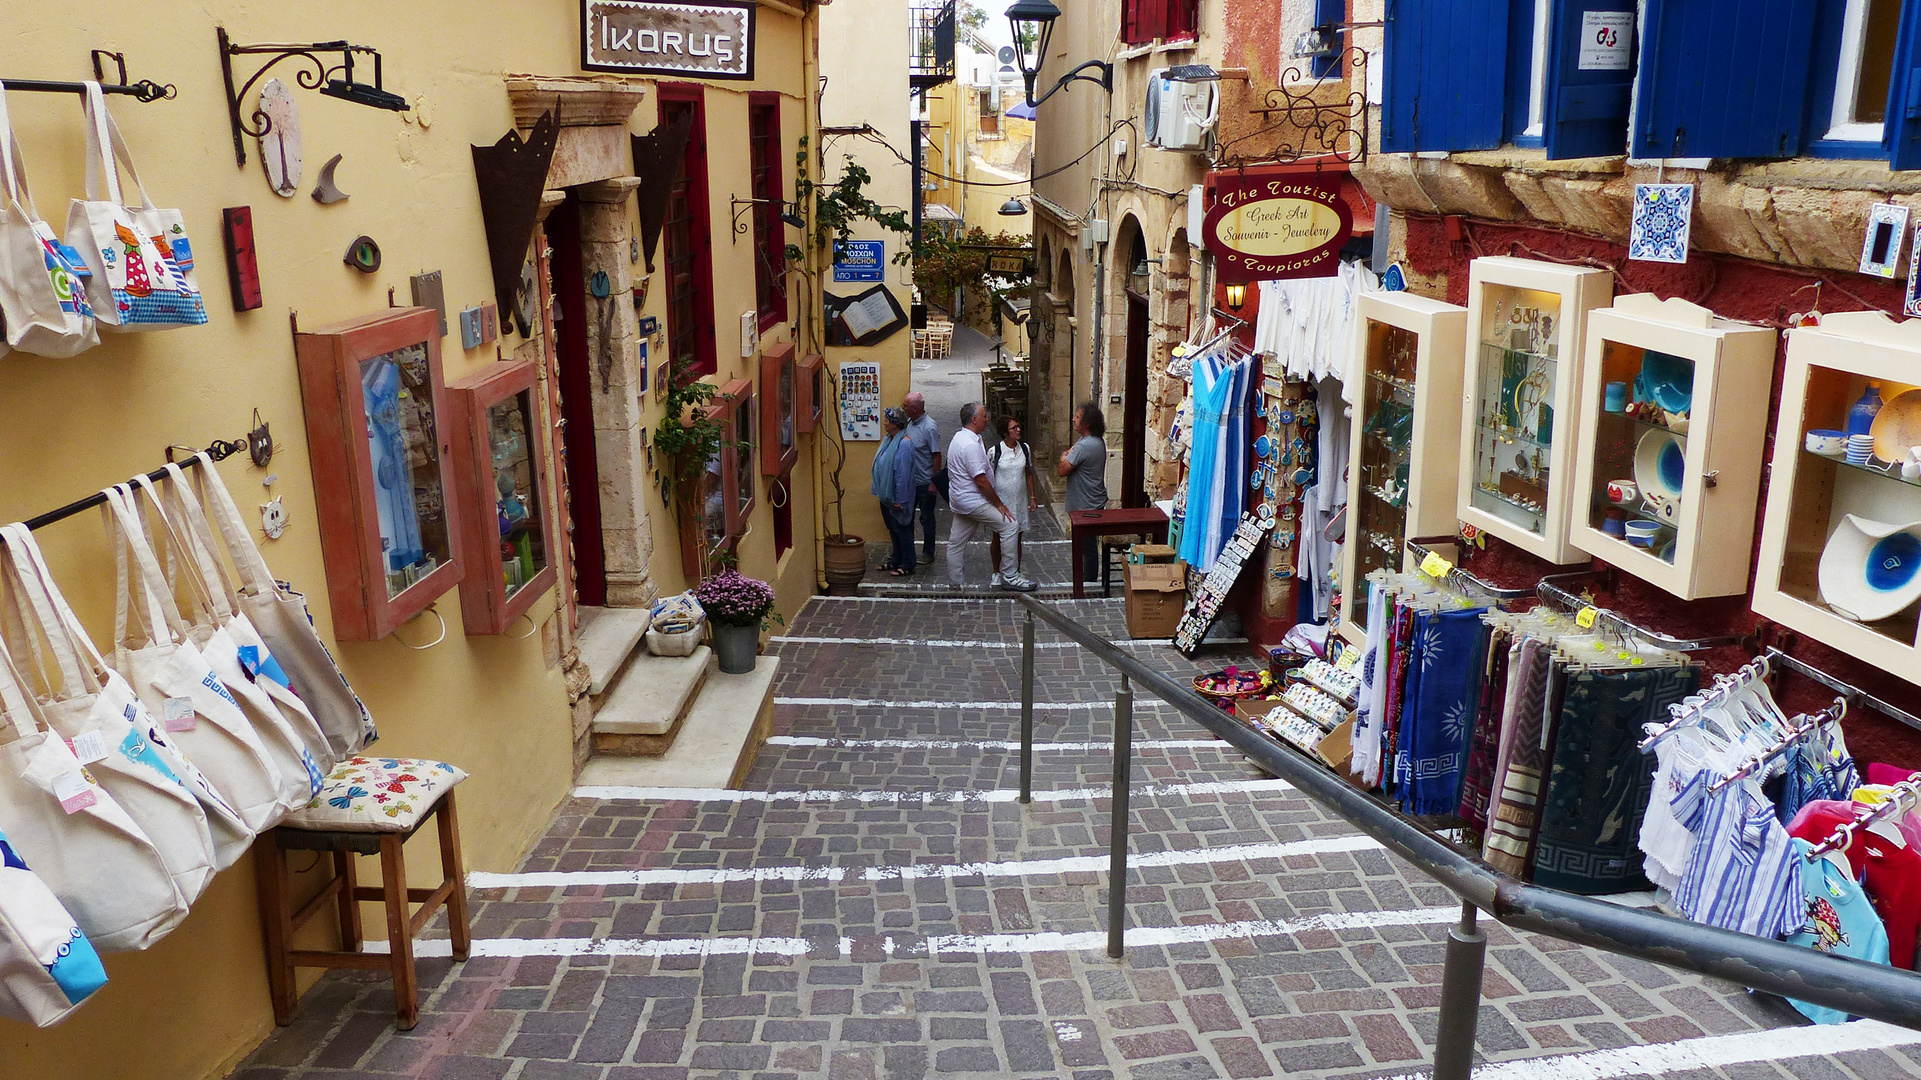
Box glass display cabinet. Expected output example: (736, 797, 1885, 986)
(1338, 292, 1467, 644)
(294, 307, 463, 641)
(1755, 313, 1921, 685)
(1456, 257, 1613, 564)
(448, 358, 556, 634)
(798, 352, 825, 433)
(761, 342, 799, 475)
(1568, 296, 1776, 599)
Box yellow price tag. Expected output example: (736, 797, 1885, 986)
(1576, 606, 1598, 629)
(1419, 551, 1453, 579)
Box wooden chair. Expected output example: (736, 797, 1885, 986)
(254, 781, 470, 1031)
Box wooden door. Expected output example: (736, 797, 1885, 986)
(548, 194, 606, 606)
(1122, 292, 1150, 508)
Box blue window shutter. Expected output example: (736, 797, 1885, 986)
(1381, 0, 1511, 153)
(1885, 0, 1921, 169)
(1311, 0, 1346, 79)
(1542, 0, 1635, 159)
(1503, 0, 1539, 145)
(1632, 0, 1819, 159)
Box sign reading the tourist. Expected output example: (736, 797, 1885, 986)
(1203, 171, 1351, 282)
(581, 0, 755, 80)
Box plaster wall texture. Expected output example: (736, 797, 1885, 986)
(0, 3, 817, 1078)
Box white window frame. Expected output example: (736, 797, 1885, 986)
(1825, 0, 1891, 143)
(1523, 0, 1551, 140)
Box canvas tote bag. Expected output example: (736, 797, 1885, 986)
(0, 612, 186, 951)
(0, 825, 108, 1026)
(64, 82, 205, 331)
(1, 522, 254, 868)
(0, 522, 217, 904)
(128, 473, 330, 792)
(149, 466, 336, 778)
(191, 453, 377, 757)
(0, 83, 95, 357)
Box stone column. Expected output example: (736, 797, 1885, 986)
(575, 176, 658, 608)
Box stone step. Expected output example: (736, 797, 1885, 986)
(592, 646, 714, 755)
(577, 605, 652, 696)
(579, 655, 780, 788)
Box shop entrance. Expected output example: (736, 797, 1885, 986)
(547, 192, 607, 606)
(1121, 290, 1149, 509)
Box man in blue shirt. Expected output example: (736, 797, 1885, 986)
(902, 391, 942, 560)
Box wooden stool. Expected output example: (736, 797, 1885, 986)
(254, 784, 471, 1031)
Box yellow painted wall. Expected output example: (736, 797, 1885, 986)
(0, 3, 814, 1078)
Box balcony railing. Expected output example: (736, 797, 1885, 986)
(910, 0, 957, 90)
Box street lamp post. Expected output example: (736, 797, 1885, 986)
(1005, 0, 1112, 109)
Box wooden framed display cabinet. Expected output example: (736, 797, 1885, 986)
(1568, 296, 1776, 600)
(798, 352, 825, 434)
(1338, 291, 1468, 645)
(761, 342, 799, 475)
(1456, 257, 1613, 564)
(293, 306, 463, 641)
(1755, 313, 1921, 686)
(447, 358, 557, 634)
(721, 378, 757, 534)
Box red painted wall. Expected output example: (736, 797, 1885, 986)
(1400, 214, 1921, 771)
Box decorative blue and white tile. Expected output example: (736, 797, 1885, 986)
(1860, 202, 1910, 279)
(1628, 184, 1694, 265)
(1905, 225, 1921, 317)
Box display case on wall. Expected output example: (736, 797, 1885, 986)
(1755, 313, 1921, 685)
(798, 352, 825, 433)
(762, 342, 798, 474)
(1457, 257, 1614, 564)
(294, 307, 463, 641)
(1338, 292, 1468, 644)
(1568, 296, 1776, 599)
(447, 358, 556, 634)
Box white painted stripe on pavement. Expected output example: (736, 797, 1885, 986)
(807, 594, 1123, 603)
(374, 905, 1457, 960)
(573, 777, 1294, 804)
(1371, 1019, 1921, 1080)
(772, 635, 1078, 648)
(765, 735, 1223, 751)
(468, 834, 1375, 890)
(774, 697, 1174, 710)
(870, 834, 1381, 881)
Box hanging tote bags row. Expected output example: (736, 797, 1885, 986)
(0, 827, 107, 1027)
(67, 81, 205, 331)
(0, 83, 97, 357)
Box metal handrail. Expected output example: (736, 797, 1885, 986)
(1013, 594, 1921, 1069)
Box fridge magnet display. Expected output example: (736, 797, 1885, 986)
(1859, 203, 1910, 279)
(256, 78, 302, 198)
(837, 360, 882, 441)
(311, 153, 349, 204)
(1175, 514, 1272, 656)
(1628, 184, 1694, 264)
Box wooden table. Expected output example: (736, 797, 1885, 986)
(1068, 507, 1170, 598)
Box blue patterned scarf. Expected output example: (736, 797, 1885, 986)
(1397, 607, 1489, 816)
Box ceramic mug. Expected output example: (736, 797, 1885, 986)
(1604, 382, 1628, 413)
(1625, 520, 1662, 547)
(1847, 432, 1875, 466)
(1806, 428, 1848, 457)
(1606, 479, 1637, 505)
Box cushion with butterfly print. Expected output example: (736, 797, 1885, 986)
(282, 756, 467, 832)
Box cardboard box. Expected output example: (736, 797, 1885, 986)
(1125, 560, 1186, 638)
(1128, 543, 1177, 564)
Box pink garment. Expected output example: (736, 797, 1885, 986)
(1866, 762, 1921, 787)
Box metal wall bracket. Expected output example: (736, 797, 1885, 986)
(217, 27, 408, 167)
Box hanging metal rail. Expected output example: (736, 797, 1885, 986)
(1012, 594, 1921, 1080)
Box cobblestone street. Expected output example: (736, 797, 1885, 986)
(233, 583, 1921, 1080)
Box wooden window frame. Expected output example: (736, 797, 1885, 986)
(659, 84, 718, 379)
(446, 358, 558, 634)
(748, 92, 789, 333)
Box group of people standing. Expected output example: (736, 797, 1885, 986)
(871, 392, 1110, 590)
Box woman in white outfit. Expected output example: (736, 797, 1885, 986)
(988, 414, 1041, 585)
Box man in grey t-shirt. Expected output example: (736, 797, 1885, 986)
(902, 392, 941, 560)
(1058, 401, 1110, 583)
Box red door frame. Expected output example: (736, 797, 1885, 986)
(548, 193, 607, 606)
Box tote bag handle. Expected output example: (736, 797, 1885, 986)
(159, 464, 242, 622)
(99, 486, 191, 661)
(190, 452, 279, 596)
(129, 472, 231, 627)
(80, 82, 156, 212)
(0, 524, 102, 703)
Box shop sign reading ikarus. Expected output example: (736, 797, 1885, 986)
(1203, 170, 1352, 282)
(581, 0, 755, 81)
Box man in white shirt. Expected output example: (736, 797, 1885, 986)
(946, 402, 1037, 591)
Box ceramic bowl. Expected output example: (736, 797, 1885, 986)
(1806, 429, 1848, 457)
(1871, 388, 1921, 464)
(1639, 351, 1696, 414)
(1633, 428, 1687, 508)
(1818, 514, 1921, 623)
(1625, 520, 1662, 547)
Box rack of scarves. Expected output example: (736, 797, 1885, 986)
(1638, 657, 1921, 1023)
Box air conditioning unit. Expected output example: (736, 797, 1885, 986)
(1145, 68, 1218, 152)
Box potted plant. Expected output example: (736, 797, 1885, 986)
(695, 569, 781, 674)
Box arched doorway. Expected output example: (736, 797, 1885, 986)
(1118, 217, 1149, 509)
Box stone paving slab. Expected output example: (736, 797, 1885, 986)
(230, 595, 1921, 1080)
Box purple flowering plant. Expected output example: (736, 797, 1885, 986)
(694, 569, 783, 629)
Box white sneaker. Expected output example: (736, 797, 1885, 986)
(991, 573, 1003, 586)
(1003, 574, 1039, 592)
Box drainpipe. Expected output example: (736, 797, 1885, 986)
(806, 0, 831, 591)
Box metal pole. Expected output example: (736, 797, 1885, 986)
(1019, 610, 1035, 805)
(1431, 900, 1488, 1080)
(1107, 673, 1132, 959)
